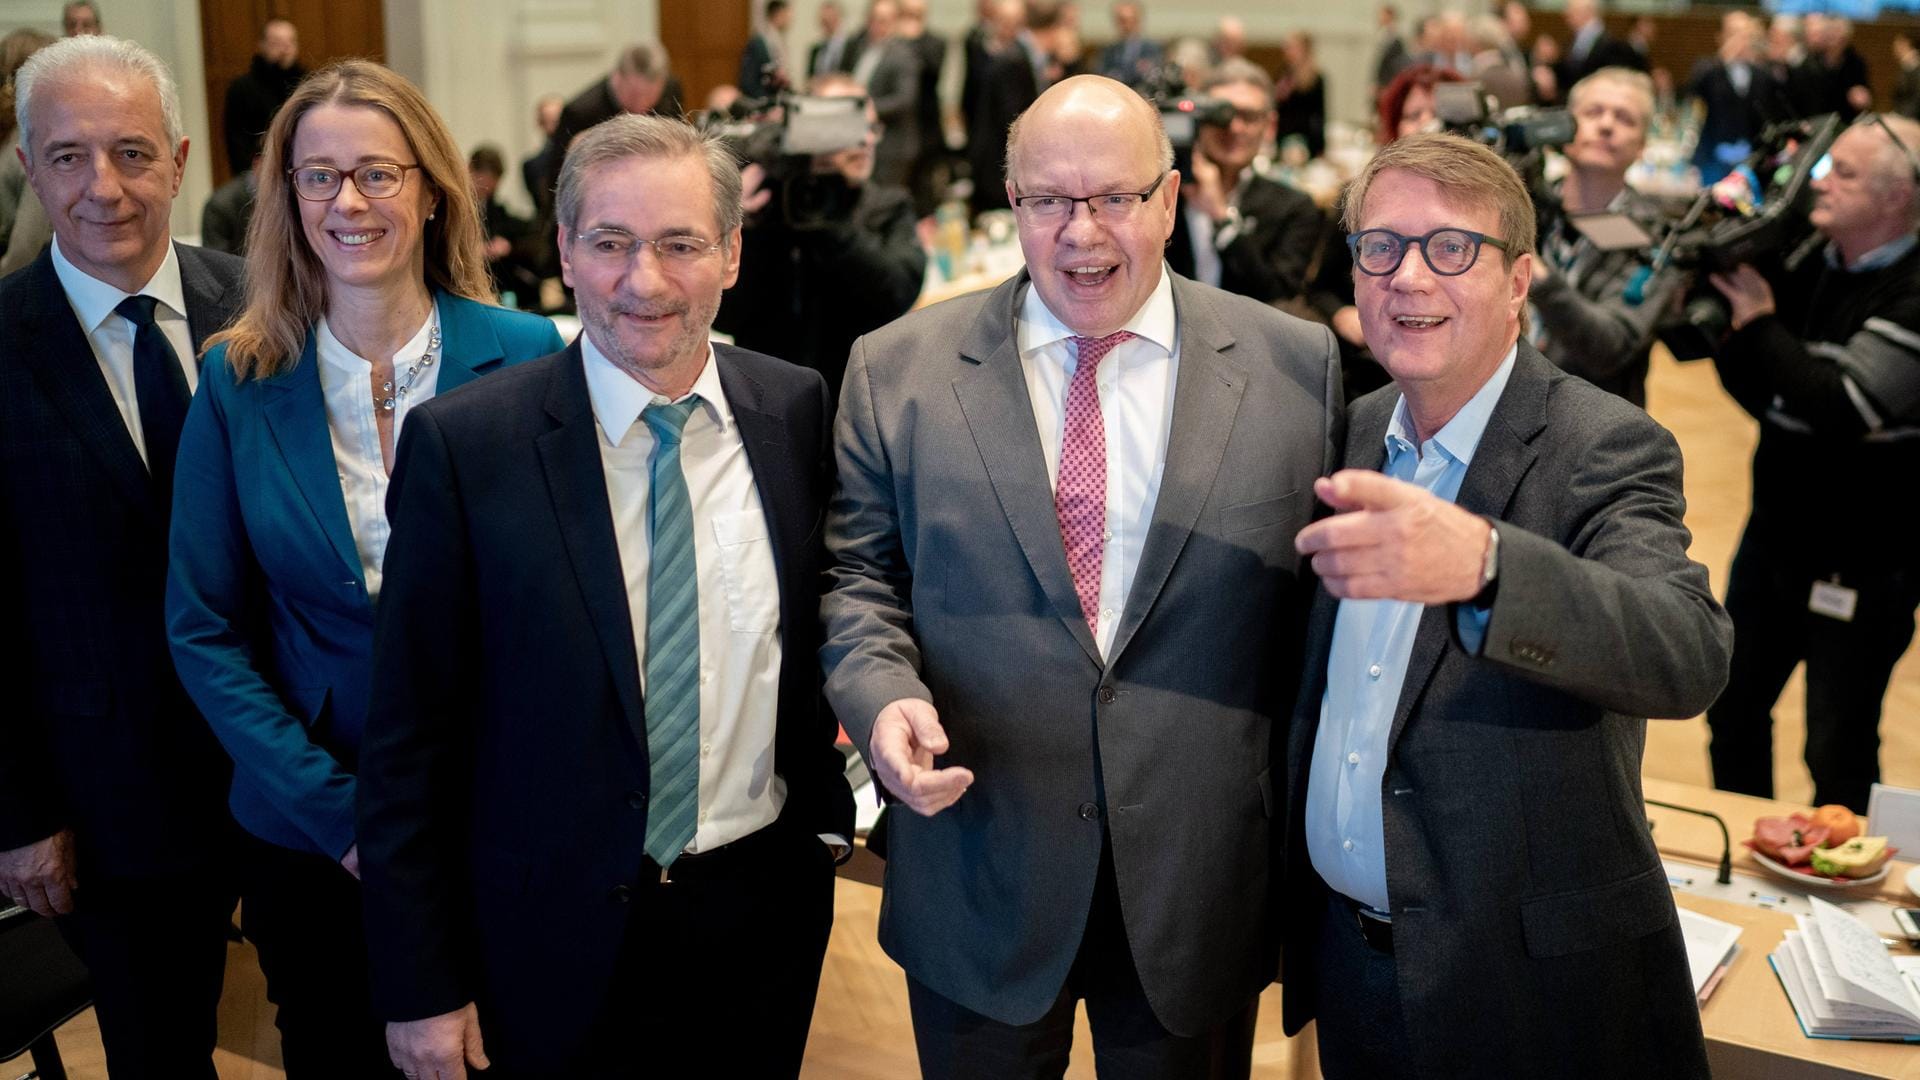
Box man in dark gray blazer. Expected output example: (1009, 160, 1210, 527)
(1283, 132, 1729, 1078)
(851, 0, 922, 190)
(822, 75, 1340, 1077)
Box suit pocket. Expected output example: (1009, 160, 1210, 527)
(712, 510, 780, 633)
(1220, 491, 1300, 536)
(1520, 864, 1676, 958)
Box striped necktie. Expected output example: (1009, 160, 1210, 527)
(642, 397, 703, 867)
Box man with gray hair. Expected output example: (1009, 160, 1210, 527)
(1705, 111, 1920, 815)
(0, 32, 243, 1078)
(822, 74, 1338, 1076)
(527, 41, 685, 217)
(358, 112, 853, 1078)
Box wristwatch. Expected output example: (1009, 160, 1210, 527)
(1473, 524, 1500, 609)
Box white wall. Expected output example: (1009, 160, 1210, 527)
(1, 0, 215, 238)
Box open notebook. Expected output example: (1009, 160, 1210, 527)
(1771, 896, 1920, 1041)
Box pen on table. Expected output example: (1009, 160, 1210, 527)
(1750, 890, 1789, 905)
(1667, 875, 1694, 888)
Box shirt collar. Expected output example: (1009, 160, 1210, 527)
(51, 235, 187, 334)
(580, 332, 729, 448)
(1826, 233, 1918, 272)
(1385, 344, 1518, 466)
(1017, 266, 1177, 361)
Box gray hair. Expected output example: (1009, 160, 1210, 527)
(554, 113, 744, 240)
(14, 34, 182, 156)
(1568, 66, 1655, 129)
(1863, 112, 1920, 231)
(1201, 57, 1275, 104)
(616, 41, 671, 81)
(1004, 79, 1174, 191)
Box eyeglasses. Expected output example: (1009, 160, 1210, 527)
(1347, 227, 1510, 277)
(288, 162, 422, 201)
(1861, 112, 1920, 184)
(572, 228, 727, 266)
(1227, 107, 1274, 126)
(1011, 172, 1170, 222)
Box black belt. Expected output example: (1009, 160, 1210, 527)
(1335, 892, 1394, 955)
(646, 818, 791, 885)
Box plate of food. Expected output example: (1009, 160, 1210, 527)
(1745, 806, 1895, 889)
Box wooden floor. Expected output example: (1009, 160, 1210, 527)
(9, 350, 1918, 1079)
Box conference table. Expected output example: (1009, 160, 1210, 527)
(838, 778, 1920, 1078)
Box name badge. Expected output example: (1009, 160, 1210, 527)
(1809, 580, 1859, 622)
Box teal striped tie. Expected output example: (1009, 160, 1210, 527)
(642, 398, 703, 867)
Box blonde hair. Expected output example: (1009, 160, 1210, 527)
(1343, 132, 1535, 334)
(209, 60, 493, 381)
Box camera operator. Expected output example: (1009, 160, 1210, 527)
(1530, 67, 1683, 407)
(1704, 112, 1920, 813)
(1166, 58, 1324, 306)
(713, 73, 926, 400)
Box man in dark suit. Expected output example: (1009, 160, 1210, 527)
(527, 42, 685, 218)
(969, 0, 1066, 216)
(1282, 132, 1729, 1078)
(1686, 12, 1769, 184)
(1097, 0, 1163, 88)
(0, 35, 243, 1079)
(1167, 60, 1324, 306)
(1555, 0, 1645, 98)
(739, 0, 793, 99)
(361, 114, 854, 1080)
(899, 0, 949, 215)
(809, 0, 858, 79)
(221, 17, 303, 177)
(851, 0, 923, 190)
(822, 76, 1339, 1077)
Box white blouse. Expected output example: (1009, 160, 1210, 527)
(314, 311, 440, 601)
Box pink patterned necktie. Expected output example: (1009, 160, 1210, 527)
(1055, 330, 1135, 633)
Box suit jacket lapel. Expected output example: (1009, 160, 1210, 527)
(433, 292, 508, 392)
(1107, 276, 1246, 663)
(15, 250, 155, 512)
(176, 242, 241, 361)
(535, 342, 647, 747)
(258, 332, 365, 585)
(1385, 345, 1549, 754)
(951, 272, 1102, 666)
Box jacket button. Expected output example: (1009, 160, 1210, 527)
(1098, 686, 1117, 704)
(609, 884, 633, 903)
(628, 790, 647, 809)
(1078, 802, 1100, 821)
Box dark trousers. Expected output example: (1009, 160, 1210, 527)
(559, 817, 835, 1079)
(237, 835, 400, 1079)
(54, 870, 236, 1080)
(906, 843, 1259, 1080)
(1310, 890, 1413, 1080)
(1706, 529, 1920, 811)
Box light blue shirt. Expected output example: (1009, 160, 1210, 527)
(1304, 346, 1516, 913)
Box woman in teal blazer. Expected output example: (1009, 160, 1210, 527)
(165, 62, 562, 1078)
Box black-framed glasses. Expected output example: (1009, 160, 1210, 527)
(1860, 112, 1920, 184)
(572, 227, 727, 266)
(288, 162, 423, 201)
(1347, 227, 1510, 277)
(1012, 172, 1170, 222)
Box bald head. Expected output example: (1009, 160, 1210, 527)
(1005, 74, 1171, 190)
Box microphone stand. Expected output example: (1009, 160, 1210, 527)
(1645, 799, 1734, 886)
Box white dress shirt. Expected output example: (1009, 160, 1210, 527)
(314, 312, 441, 601)
(581, 334, 787, 854)
(1181, 171, 1253, 289)
(51, 236, 198, 465)
(1015, 268, 1180, 658)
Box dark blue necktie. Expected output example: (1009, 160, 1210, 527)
(115, 294, 191, 498)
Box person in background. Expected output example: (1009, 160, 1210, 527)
(223, 17, 304, 177)
(1372, 5, 1413, 105)
(959, 0, 1010, 151)
(812, 0, 857, 78)
(1098, 0, 1161, 90)
(360, 113, 853, 1080)
(1555, 0, 1646, 101)
(714, 72, 924, 400)
(1762, 15, 1817, 121)
(0, 33, 243, 1078)
(1531, 67, 1684, 408)
(1282, 130, 1725, 1080)
(529, 41, 686, 222)
(1686, 11, 1768, 185)
(469, 144, 544, 305)
(1167, 59, 1323, 306)
(0, 28, 54, 268)
(899, 0, 948, 215)
(200, 139, 259, 257)
(1804, 15, 1872, 121)
(519, 92, 564, 215)
(1468, 15, 1531, 112)
(739, 0, 792, 100)
(1276, 30, 1326, 160)
(852, 0, 923, 191)
(1210, 15, 1246, 65)
(1704, 112, 1920, 813)
(167, 60, 563, 1079)
(970, 0, 1064, 216)
(61, 0, 100, 36)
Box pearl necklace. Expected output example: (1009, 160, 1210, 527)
(379, 314, 442, 412)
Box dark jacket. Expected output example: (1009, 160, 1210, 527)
(223, 54, 305, 176)
(1166, 173, 1325, 305)
(968, 44, 1041, 214)
(200, 172, 256, 257)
